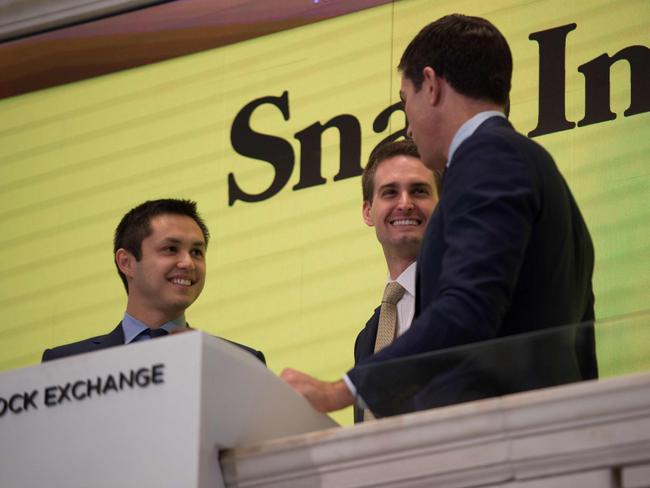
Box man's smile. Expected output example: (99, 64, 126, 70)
(390, 218, 423, 226)
(169, 276, 193, 286)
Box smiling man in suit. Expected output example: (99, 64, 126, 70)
(43, 198, 265, 363)
(281, 13, 596, 415)
(353, 139, 440, 422)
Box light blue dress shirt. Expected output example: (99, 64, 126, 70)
(121, 313, 187, 344)
(447, 110, 506, 167)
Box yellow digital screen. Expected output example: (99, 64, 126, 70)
(1, 0, 648, 425)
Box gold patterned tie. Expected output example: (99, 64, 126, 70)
(374, 281, 406, 352)
(364, 281, 405, 421)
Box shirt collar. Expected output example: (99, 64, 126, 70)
(121, 313, 187, 344)
(447, 111, 506, 167)
(387, 261, 416, 297)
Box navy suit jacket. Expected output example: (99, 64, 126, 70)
(353, 307, 379, 423)
(42, 323, 266, 364)
(348, 117, 596, 414)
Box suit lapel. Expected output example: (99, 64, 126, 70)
(90, 323, 125, 350)
(358, 309, 380, 362)
(353, 309, 379, 424)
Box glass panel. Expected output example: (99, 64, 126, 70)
(352, 312, 649, 418)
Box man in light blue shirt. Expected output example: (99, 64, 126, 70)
(282, 14, 595, 415)
(43, 198, 265, 363)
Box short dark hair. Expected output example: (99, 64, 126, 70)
(113, 199, 210, 292)
(362, 139, 441, 202)
(398, 14, 512, 106)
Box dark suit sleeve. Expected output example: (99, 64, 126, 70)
(351, 131, 538, 372)
(254, 350, 266, 364)
(224, 339, 266, 365)
(42, 349, 54, 362)
(41, 324, 125, 362)
(41, 339, 102, 362)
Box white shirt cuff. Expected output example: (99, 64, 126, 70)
(342, 374, 368, 409)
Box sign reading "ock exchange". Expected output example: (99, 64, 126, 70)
(0, 363, 165, 417)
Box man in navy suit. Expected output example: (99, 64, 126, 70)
(281, 13, 595, 415)
(353, 140, 441, 422)
(43, 199, 265, 364)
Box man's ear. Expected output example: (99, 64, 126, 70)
(422, 66, 440, 105)
(362, 200, 374, 227)
(115, 248, 136, 279)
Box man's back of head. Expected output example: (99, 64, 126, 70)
(398, 14, 512, 106)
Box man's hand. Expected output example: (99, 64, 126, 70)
(280, 368, 354, 413)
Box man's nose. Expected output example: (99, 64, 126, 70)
(177, 251, 196, 269)
(406, 125, 413, 138)
(397, 192, 414, 210)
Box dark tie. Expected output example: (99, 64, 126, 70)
(135, 328, 168, 341)
(147, 328, 168, 338)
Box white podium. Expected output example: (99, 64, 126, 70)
(0, 331, 337, 487)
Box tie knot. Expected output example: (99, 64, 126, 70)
(382, 281, 405, 305)
(147, 328, 168, 338)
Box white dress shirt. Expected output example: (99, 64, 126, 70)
(393, 261, 417, 338)
(343, 261, 417, 403)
